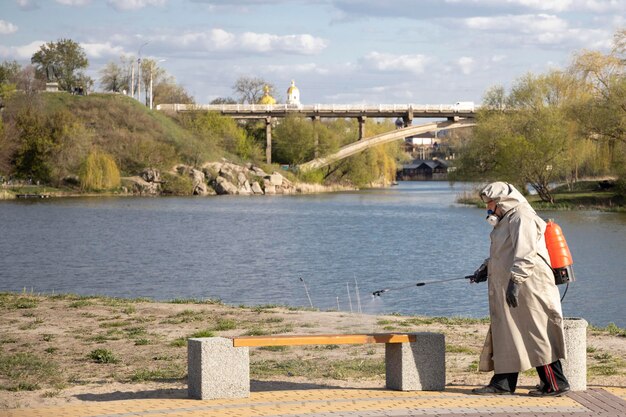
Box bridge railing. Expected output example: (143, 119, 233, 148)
(156, 103, 475, 113)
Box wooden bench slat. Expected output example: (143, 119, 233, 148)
(232, 333, 416, 347)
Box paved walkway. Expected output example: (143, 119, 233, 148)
(4, 386, 625, 417)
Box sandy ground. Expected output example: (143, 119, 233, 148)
(0, 293, 624, 410)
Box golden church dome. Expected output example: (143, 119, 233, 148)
(258, 85, 276, 105)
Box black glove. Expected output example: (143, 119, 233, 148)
(506, 280, 519, 308)
(467, 263, 488, 283)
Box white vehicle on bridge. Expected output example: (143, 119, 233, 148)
(454, 101, 475, 112)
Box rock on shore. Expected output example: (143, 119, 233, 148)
(121, 160, 355, 196)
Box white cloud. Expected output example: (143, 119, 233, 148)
(465, 14, 568, 33)
(0, 20, 18, 35)
(16, 0, 39, 10)
(81, 42, 127, 58)
(264, 63, 330, 76)
(458, 56, 475, 75)
(155, 29, 327, 55)
(0, 40, 45, 59)
(361, 52, 430, 74)
(463, 13, 612, 47)
(107, 0, 166, 11)
(56, 0, 90, 5)
(491, 54, 507, 62)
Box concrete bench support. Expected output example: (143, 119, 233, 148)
(188, 332, 445, 400)
(385, 332, 445, 391)
(188, 337, 249, 400)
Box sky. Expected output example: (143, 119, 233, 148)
(0, 0, 624, 106)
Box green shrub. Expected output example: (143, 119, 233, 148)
(160, 171, 194, 195)
(88, 348, 119, 364)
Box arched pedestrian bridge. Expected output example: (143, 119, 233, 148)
(298, 118, 475, 172)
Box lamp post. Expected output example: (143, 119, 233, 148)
(137, 42, 149, 103)
(150, 59, 166, 110)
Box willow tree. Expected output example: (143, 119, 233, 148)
(453, 71, 586, 203)
(569, 29, 626, 171)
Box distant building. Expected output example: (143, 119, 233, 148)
(398, 159, 449, 181)
(286, 80, 300, 105)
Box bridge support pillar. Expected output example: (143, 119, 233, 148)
(312, 115, 320, 158)
(265, 116, 272, 164)
(358, 116, 366, 140)
(404, 109, 413, 127)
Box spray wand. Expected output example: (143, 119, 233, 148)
(372, 276, 470, 297)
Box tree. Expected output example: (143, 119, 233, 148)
(153, 77, 194, 106)
(79, 150, 121, 191)
(453, 71, 585, 202)
(140, 58, 167, 106)
(210, 97, 237, 104)
(99, 61, 129, 93)
(232, 76, 276, 104)
(31, 38, 91, 92)
(273, 115, 316, 165)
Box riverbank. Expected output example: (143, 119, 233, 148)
(456, 179, 625, 212)
(1, 292, 624, 409)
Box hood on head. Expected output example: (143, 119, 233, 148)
(479, 182, 531, 213)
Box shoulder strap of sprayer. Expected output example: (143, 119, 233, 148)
(537, 252, 569, 302)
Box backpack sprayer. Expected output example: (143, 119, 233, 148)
(372, 219, 575, 299)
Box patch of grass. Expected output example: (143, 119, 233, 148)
(168, 298, 222, 305)
(251, 358, 384, 380)
(42, 334, 54, 342)
(466, 360, 478, 372)
(264, 317, 284, 324)
(162, 309, 206, 324)
(213, 318, 237, 331)
(44, 347, 58, 354)
(99, 320, 128, 328)
(125, 326, 147, 338)
(0, 352, 62, 391)
(129, 365, 185, 382)
(376, 319, 394, 325)
(190, 329, 215, 338)
(88, 348, 119, 364)
(244, 327, 270, 336)
(69, 300, 93, 308)
(445, 344, 476, 354)
(587, 346, 597, 353)
(170, 338, 186, 347)
(259, 346, 288, 352)
(588, 365, 618, 376)
(4, 296, 39, 310)
(134, 338, 150, 346)
(122, 306, 136, 314)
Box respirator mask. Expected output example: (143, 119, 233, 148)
(486, 209, 499, 226)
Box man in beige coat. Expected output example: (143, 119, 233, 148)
(468, 182, 570, 396)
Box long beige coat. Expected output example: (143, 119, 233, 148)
(478, 182, 566, 374)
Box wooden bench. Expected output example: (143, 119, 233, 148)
(188, 332, 445, 400)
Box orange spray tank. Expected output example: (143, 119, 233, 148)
(544, 219, 575, 285)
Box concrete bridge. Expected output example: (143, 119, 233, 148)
(156, 102, 477, 164)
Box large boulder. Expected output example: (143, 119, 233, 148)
(122, 176, 161, 195)
(251, 182, 264, 195)
(214, 176, 238, 195)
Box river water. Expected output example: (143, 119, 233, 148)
(0, 182, 624, 327)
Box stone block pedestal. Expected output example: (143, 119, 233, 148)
(187, 337, 249, 400)
(385, 332, 445, 391)
(562, 317, 588, 391)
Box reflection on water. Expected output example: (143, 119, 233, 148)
(0, 182, 624, 327)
